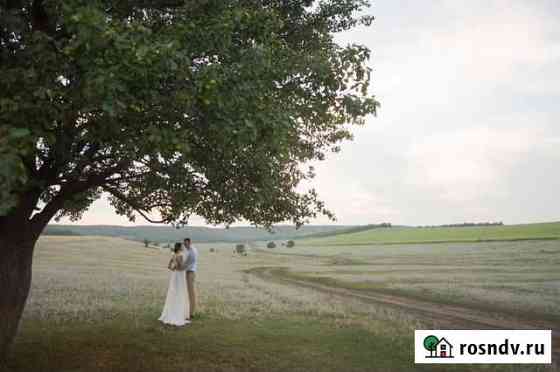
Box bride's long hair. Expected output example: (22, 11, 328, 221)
(173, 242, 182, 253)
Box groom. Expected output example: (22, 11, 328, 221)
(183, 238, 198, 319)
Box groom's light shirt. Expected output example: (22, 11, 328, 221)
(184, 247, 198, 272)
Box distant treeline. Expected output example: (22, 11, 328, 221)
(298, 223, 392, 239)
(417, 222, 504, 228)
(43, 226, 81, 236)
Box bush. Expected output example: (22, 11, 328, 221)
(286, 240, 295, 248)
(143, 238, 150, 248)
(235, 244, 246, 254)
(267, 241, 276, 249)
(209, 247, 215, 253)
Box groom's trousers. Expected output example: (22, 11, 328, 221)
(186, 271, 196, 317)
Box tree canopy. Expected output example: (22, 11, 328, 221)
(1, 0, 378, 232)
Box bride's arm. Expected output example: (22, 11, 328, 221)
(168, 256, 177, 270)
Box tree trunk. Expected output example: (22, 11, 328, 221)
(0, 223, 37, 363)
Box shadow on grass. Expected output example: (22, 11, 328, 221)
(4, 313, 494, 372)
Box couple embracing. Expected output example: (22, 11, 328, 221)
(159, 238, 198, 326)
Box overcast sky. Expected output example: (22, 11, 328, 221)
(60, 0, 560, 227)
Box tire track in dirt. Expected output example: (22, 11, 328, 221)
(247, 266, 560, 366)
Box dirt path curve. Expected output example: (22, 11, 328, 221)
(247, 266, 560, 365)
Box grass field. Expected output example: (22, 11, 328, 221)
(300, 222, 560, 246)
(4, 236, 558, 371)
(262, 240, 560, 324)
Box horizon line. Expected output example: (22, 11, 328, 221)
(49, 220, 560, 228)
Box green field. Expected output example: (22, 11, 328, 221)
(5, 236, 559, 371)
(300, 222, 560, 246)
(261, 240, 560, 324)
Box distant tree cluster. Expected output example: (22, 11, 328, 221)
(235, 244, 246, 255)
(371, 223, 392, 228)
(286, 240, 295, 248)
(42, 228, 80, 236)
(293, 223, 393, 240)
(418, 222, 504, 228)
(267, 242, 277, 249)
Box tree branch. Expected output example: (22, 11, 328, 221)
(4, 0, 23, 11)
(134, 0, 186, 9)
(103, 186, 168, 224)
(31, 0, 49, 33)
(29, 171, 119, 236)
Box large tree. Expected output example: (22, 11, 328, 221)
(0, 0, 378, 359)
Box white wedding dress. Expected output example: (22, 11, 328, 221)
(159, 252, 190, 326)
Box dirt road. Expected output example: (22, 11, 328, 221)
(247, 266, 560, 365)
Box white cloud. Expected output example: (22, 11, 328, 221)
(405, 126, 544, 203)
(309, 168, 402, 224)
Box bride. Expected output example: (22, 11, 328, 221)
(159, 242, 190, 326)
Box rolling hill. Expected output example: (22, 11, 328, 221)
(299, 222, 560, 246)
(43, 224, 357, 243)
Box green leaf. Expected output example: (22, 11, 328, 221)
(2, 0, 377, 228)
